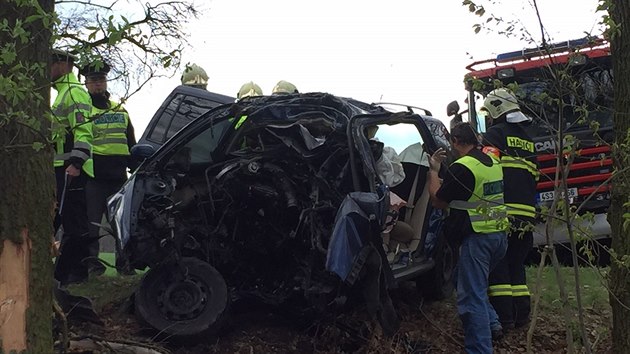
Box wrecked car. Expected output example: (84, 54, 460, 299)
(107, 92, 456, 339)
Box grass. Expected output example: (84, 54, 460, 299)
(526, 266, 610, 313)
(67, 252, 143, 310)
(98, 252, 118, 277)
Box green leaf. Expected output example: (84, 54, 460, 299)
(24, 14, 42, 24)
(31, 142, 44, 152)
(0, 49, 17, 65)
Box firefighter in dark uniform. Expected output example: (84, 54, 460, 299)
(80, 60, 137, 275)
(428, 122, 509, 353)
(481, 88, 539, 330)
(51, 49, 94, 286)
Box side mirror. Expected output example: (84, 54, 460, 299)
(130, 144, 156, 159)
(446, 101, 460, 117)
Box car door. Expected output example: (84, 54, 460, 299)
(349, 113, 444, 272)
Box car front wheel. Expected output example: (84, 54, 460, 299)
(134, 257, 229, 340)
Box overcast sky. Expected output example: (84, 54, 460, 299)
(115, 0, 604, 136)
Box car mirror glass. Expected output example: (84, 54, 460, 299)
(130, 144, 156, 159)
(446, 101, 460, 117)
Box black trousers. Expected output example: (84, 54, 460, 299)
(85, 178, 125, 256)
(488, 223, 533, 328)
(54, 167, 90, 285)
(85, 178, 126, 260)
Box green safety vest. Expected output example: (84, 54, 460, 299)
(51, 72, 94, 177)
(90, 101, 131, 156)
(449, 154, 509, 234)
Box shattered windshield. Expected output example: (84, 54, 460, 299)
(167, 117, 233, 165)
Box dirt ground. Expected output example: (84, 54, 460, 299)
(65, 281, 612, 354)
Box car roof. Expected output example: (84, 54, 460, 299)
(172, 85, 235, 103)
(202, 92, 396, 131)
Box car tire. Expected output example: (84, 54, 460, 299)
(416, 231, 457, 300)
(134, 257, 229, 340)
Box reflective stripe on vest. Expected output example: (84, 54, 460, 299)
(52, 102, 92, 117)
(500, 155, 540, 180)
(488, 284, 512, 297)
(449, 155, 509, 234)
(91, 104, 130, 156)
(234, 115, 248, 129)
(505, 203, 536, 218)
(511, 284, 530, 297)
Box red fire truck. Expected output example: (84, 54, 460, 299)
(451, 37, 613, 248)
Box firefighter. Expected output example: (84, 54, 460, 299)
(428, 122, 509, 353)
(271, 80, 299, 95)
(481, 88, 538, 330)
(80, 60, 137, 276)
(181, 63, 209, 89)
(237, 81, 263, 100)
(50, 49, 94, 286)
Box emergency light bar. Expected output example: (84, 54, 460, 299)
(496, 37, 603, 63)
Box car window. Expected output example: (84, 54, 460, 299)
(373, 123, 424, 156)
(166, 95, 224, 139)
(172, 118, 234, 165)
(148, 94, 183, 143)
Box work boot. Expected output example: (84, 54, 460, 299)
(87, 259, 106, 276)
(515, 319, 530, 329)
(491, 325, 504, 341)
(501, 321, 515, 331)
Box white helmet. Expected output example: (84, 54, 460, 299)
(237, 81, 263, 99)
(272, 80, 299, 95)
(181, 63, 209, 89)
(481, 88, 531, 123)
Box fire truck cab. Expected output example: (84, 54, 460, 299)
(452, 37, 613, 252)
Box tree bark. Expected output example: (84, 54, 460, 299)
(0, 0, 55, 352)
(608, 1, 630, 353)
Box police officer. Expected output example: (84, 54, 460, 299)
(181, 63, 209, 90)
(51, 49, 94, 286)
(271, 80, 299, 95)
(80, 60, 137, 275)
(428, 122, 509, 353)
(481, 88, 538, 330)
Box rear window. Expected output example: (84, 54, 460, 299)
(166, 96, 223, 139)
(148, 94, 183, 143)
(148, 94, 229, 144)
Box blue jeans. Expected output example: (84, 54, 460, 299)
(457, 231, 507, 354)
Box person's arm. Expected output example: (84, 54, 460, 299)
(66, 87, 93, 176)
(126, 117, 137, 149)
(125, 116, 141, 171)
(428, 148, 449, 209)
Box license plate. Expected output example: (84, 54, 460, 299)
(538, 188, 578, 202)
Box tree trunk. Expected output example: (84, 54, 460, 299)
(608, 1, 630, 353)
(0, 0, 55, 352)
